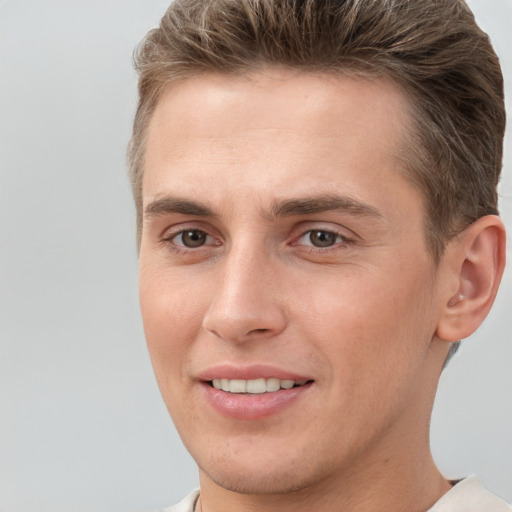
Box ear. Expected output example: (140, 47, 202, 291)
(436, 215, 506, 342)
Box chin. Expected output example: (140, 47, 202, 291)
(193, 440, 341, 497)
(201, 463, 320, 495)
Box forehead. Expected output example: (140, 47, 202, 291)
(146, 69, 410, 153)
(143, 69, 415, 216)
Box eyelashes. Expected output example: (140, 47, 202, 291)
(162, 226, 355, 257)
(171, 229, 218, 249)
(161, 228, 220, 256)
(293, 229, 351, 249)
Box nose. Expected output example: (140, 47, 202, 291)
(202, 245, 287, 344)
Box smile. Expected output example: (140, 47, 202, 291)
(202, 379, 314, 419)
(210, 378, 309, 394)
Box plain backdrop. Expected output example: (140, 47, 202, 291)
(0, 1, 511, 511)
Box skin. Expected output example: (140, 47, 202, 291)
(138, 69, 505, 512)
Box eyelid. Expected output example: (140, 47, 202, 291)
(298, 229, 346, 240)
(161, 223, 223, 249)
(174, 230, 214, 247)
(287, 221, 359, 255)
(161, 220, 219, 239)
(292, 221, 356, 240)
(294, 229, 348, 246)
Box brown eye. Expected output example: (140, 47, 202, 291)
(175, 230, 208, 248)
(308, 230, 338, 247)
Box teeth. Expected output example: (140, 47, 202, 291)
(229, 379, 246, 393)
(211, 378, 307, 394)
(266, 378, 280, 392)
(246, 378, 266, 394)
(280, 380, 294, 389)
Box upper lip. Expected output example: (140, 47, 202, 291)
(197, 364, 313, 382)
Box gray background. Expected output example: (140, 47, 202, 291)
(0, 1, 510, 511)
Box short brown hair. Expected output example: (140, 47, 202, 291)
(128, 0, 505, 261)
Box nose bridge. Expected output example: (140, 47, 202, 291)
(202, 237, 286, 342)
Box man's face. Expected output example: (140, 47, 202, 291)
(139, 70, 448, 494)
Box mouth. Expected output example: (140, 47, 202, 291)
(209, 377, 311, 394)
(198, 365, 314, 418)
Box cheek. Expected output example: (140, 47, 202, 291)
(139, 273, 210, 431)
(138, 266, 207, 383)
(293, 264, 436, 380)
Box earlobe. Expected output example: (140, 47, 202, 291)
(436, 215, 506, 343)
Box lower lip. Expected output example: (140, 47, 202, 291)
(200, 382, 313, 420)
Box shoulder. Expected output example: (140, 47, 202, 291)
(428, 477, 511, 512)
(161, 489, 200, 512)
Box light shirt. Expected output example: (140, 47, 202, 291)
(426, 477, 511, 511)
(162, 477, 511, 512)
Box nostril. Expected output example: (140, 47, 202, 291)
(202, 300, 287, 343)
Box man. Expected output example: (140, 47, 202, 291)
(128, 1, 509, 510)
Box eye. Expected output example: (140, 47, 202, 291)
(296, 229, 347, 248)
(173, 229, 212, 248)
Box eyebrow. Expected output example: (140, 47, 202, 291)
(144, 197, 216, 218)
(270, 194, 383, 219)
(143, 193, 383, 221)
